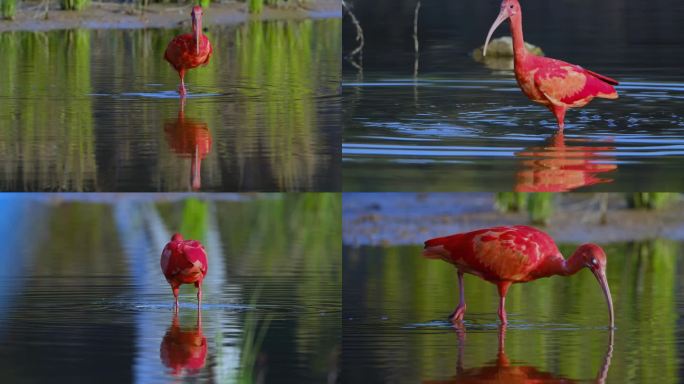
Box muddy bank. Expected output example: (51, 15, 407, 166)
(343, 193, 684, 246)
(0, 0, 340, 32)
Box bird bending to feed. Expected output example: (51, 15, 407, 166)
(484, 0, 618, 130)
(160, 233, 208, 310)
(164, 6, 213, 96)
(423, 225, 614, 326)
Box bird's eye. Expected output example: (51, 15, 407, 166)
(510, 5, 514, 8)
(591, 258, 598, 265)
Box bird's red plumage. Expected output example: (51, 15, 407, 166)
(160, 237, 208, 286)
(164, 34, 213, 72)
(424, 225, 564, 283)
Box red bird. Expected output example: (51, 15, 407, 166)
(423, 225, 614, 326)
(484, 0, 618, 130)
(160, 233, 208, 310)
(164, 6, 213, 96)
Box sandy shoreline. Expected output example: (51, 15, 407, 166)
(0, 0, 340, 32)
(343, 193, 684, 246)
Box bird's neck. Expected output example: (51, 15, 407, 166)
(508, 15, 527, 65)
(559, 249, 586, 276)
(535, 249, 585, 278)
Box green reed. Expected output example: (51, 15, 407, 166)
(625, 193, 679, 210)
(60, 0, 89, 11)
(1, 0, 17, 20)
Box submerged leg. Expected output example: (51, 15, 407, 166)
(497, 281, 512, 324)
(449, 270, 467, 323)
(550, 105, 567, 131)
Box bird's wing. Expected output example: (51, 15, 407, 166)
(426, 226, 560, 281)
(202, 38, 213, 66)
(534, 60, 618, 107)
(533, 62, 588, 106)
(182, 241, 208, 275)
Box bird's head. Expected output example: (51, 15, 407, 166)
(575, 243, 614, 328)
(191, 6, 203, 21)
(483, 0, 521, 56)
(171, 233, 184, 242)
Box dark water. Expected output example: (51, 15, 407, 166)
(343, 242, 684, 383)
(0, 194, 340, 382)
(0, 18, 341, 192)
(342, 0, 684, 191)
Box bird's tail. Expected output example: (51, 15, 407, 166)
(422, 235, 454, 259)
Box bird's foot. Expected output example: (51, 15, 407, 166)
(449, 304, 467, 323)
(178, 85, 187, 96)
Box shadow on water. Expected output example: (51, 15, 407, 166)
(0, 18, 341, 191)
(422, 326, 614, 384)
(515, 132, 616, 192)
(164, 99, 212, 191)
(160, 311, 207, 377)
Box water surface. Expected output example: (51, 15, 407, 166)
(343, 242, 683, 383)
(0, 194, 340, 382)
(343, 0, 684, 191)
(0, 18, 341, 191)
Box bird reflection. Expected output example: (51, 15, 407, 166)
(515, 132, 616, 192)
(164, 99, 212, 191)
(425, 325, 614, 384)
(160, 310, 207, 376)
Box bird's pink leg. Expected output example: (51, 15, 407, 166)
(178, 69, 187, 96)
(172, 285, 180, 312)
(550, 105, 567, 131)
(196, 281, 202, 309)
(497, 281, 512, 324)
(449, 270, 467, 323)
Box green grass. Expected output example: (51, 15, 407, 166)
(1, 0, 17, 20)
(626, 193, 679, 210)
(60, 0, 89, 11)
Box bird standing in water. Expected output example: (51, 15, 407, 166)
(423, 225, 614, 326)
(160, 233, 208, 310)
(164, 6, 213, 96)
(483, 0, 618, 130)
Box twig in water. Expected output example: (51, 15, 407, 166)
(342, 0, 364, 70)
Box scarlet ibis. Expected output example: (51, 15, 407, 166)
(515, 132, 616, 192)
(164, 101, 212, 191)
(160, 233, 208, 310)
(164, 6, 213, 96)
(423, 225, 614, 326)
(483, 0, 618, 130)
(160, 311, 207, 375)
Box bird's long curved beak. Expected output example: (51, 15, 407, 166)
(483, 9, 510, 57)
(592, 268, 615, 329)
(195, 20, 201, 56)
